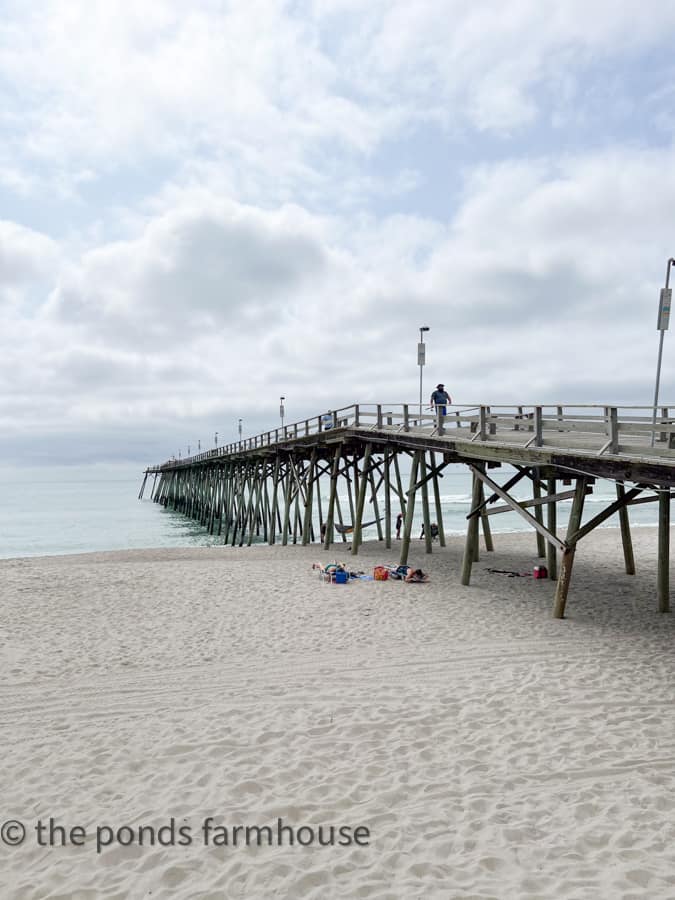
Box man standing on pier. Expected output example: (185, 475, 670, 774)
(430, 384, 451, 417)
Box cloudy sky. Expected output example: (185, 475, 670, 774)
(3, 0, 675, 464)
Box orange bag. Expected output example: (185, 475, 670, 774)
(373, 566, 389, 581)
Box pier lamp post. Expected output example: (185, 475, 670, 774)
(187, 444, 191, 456)
(280, 396, 285, 429)
(651, 258, 675, 446)
(214, 431, 218, 448)
(238, 418, 243, 441)
(418, 326, 430, 418)
(198, 439, 201, 451)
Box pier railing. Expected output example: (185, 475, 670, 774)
(154, 403, 675, 469)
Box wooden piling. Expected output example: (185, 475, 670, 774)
(248, 471, 265, 546)
(384, 448, 392, 549)
(324, 445, 342, 549)
(478, 482, 494, 552)
(546, 477, 557, 580)
(352, 444, 373, 555)
(430, 452, 446, 547)
(281, 465, 292, 546)
(420, 455, 433, 554)
(399, 450, 421, 566)
(616, 481, 635, 576)
(315, 463, 324, 544)
(302, 451, 316, 545)
(658, 486, 670, 613)
(461, 467, 482, 585)
(533, 469, 546, 559)
(394, 453, 407, 520)
(334, 489, 347, 541)
(138, 472, 148, 500)
(268, 456, 281, 545)
(553, 477, 588, 619)
(369, 468, 384, 542)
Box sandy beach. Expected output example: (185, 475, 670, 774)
(2, 527, 675, 899)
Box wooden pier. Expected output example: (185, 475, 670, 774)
(140, 403, 675, 618)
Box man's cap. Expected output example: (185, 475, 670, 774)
(437, 383, 444, 389)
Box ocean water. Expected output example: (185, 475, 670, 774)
(0, 464, 226, 560)
(0, 463, 661, 559)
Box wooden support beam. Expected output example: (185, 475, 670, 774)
(352, 444, 373, 555)
(302, 450, 316, 545)
(240, 464, 257, 546)
(420, 455, 433, 554)
(384, 448, 392, 550)
(222, 466, 239, 543)
(334, 486, 347, 542)
(236, 463, 255, 546)
(468, 465, 566, 553)
(292, 478, 301, 544)
(616, 482, 635, 576)
(324, 445, 342, 549)
(268, 456, 281, 545)
(483, 487, 590, 516)
(553, 478, 588, 619)
(399, 450, 421, 566)
(248, 467, 265, 546)
(479, 482, 494, 552)
(368, 468, 384, 542)
(208, 469, 219, 534)
(431, 452, 446, 547)
(394, 453, 407, 518)
(315, 462, 323, 544)
(533, 470, 546, 559)
(281, 464, 292, 546)
(228, 465, 245, 546)
(467, 467, 531, 518)
(260, 472, 271, 542)
(658, 486, 670, 614)
(461, 467, 482, 585)
(546, 478, 557, 580)
(138, 472, 148, 500)
(352, 454, 359, 541)
(346, 456, 356, 531)
(568, 486, 643, 545)
(626, 494, 666, 507)
(220, 466, 232, 541)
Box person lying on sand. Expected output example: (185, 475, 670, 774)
(313, 562, 367, 581)
(404, 567, 429, 583)
(312, 562, 346, 574)
(384, 565, 429, 582)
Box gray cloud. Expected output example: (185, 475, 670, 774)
(0, 221, 58, 288)
(47, 200, 330, 343)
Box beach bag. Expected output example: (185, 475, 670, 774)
(334, 570, 348, 584)
(373, 566, 389, 581)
